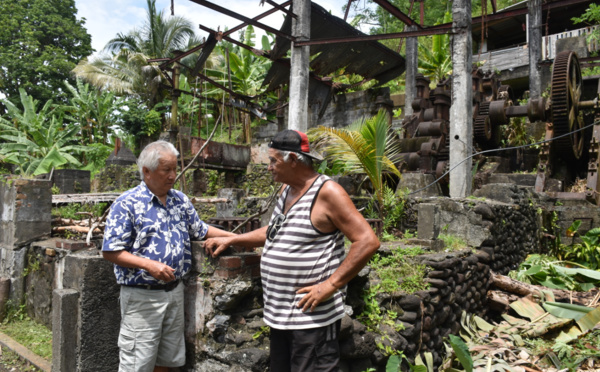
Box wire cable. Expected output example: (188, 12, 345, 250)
(407, 119, 600, 196)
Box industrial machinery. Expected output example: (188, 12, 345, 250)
(398, 50, 600, 203)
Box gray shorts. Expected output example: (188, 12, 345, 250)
(118, 282, 185, 372)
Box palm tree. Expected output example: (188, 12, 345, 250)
(308, 109, 402, 219)
(73, 0, 200, 107)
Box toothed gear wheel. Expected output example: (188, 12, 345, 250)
(551, 50, 584, 159)
(474, 115, 492, 143)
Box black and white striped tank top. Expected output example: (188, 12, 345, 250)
(261, 174, 346, 330)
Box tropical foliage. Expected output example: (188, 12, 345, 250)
(0, 0, 93, 105)
(417, 12, 453, 84)
(73, 0, 200, 108)
(0, 89, 89, 176)
(63, 79, 118, 146)
(308, 110, 402, 219)
(509, 254, 600, 292)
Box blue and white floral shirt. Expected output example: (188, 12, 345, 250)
(102, 182, 208, 286)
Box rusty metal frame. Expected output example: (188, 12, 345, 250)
(223, 1, 291, 38)
(371, 0, 422, 30)
(188, 0, 294, 41)
(293, 0, 590, 46)
(295, 24, 453, 46)
(261, 0, 295, 18)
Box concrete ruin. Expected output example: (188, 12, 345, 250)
(2, 156, 600, 371)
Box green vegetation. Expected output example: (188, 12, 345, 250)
(524, 330, 600, 371)
(509, 254, 600, 292)
(359, 247, 429, 335)
(309, 110, 402, 221)
(52, 202, 109, 220)
(562, 221, 600, 270)
(0, 304, 52, 361)
(418, 12, 452, 84)
(439, 233, 468, 252)
(0, 346, 40, 371)
(0, 0, 92, 105)
(0, 89, 91, 176)
(572, 4, 600, 76)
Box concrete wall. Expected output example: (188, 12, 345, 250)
(0, 178, 51, 250)
(5, 179, 600, 371)
(280, 87, 394, 131)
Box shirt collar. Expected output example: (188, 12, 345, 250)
(140, 181, 174, 204)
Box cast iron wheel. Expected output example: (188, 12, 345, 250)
(551, 50, 584, 159)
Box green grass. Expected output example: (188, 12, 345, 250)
(439, 233, 469, 252)
(0, 317, 52, 361)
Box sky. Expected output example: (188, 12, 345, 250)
(74, 0, 353, 55)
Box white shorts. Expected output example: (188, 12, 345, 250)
(118, 282, 185, 372)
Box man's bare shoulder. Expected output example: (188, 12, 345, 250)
(317, 178, 356, 210)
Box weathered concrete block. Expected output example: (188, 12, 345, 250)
(398, 173, 442, 197)
(555, 36, 589, 58)
(52, 289, 79, 372)
(418, 203, 440, 239)
(62, 253, 120, 372)
(0, 178, 51, 250)
(185, 279, 214, 347)
(39, 169, 90, 194)
(216, 189, 245, 218)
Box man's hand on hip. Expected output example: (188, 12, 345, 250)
(296, 279, 337, 312)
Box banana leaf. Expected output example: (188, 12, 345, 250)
(542, 301, 593, 321)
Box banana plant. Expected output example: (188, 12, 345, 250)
(418, 12, 453, 84)
(0, 89, 89, 175)
(62, 78, 118, 145)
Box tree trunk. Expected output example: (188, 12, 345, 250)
(491, 273, 599, 306)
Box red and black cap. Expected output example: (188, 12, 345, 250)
(268, 130, 323, 161)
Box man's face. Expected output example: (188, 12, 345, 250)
(268, 148, 292, 183)
(143, 152, 178, 198)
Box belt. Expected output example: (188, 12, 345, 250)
(124, 280, 181, 292)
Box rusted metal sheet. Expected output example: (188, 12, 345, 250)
(189, 138, 250, 170)
(265, 2, 405, 92)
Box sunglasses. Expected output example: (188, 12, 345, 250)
(266, 213, 286, 241)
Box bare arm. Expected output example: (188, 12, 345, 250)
(204, 225, 268, 258)
(297, 180, 380, 311)
(102, 225, 237, 282)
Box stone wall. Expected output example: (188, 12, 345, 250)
(6, 180, 600, 371)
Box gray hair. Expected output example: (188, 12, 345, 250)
(280, 150, 313, 167)
(137, 140, 179, 179)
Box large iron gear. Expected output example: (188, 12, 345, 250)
(551, 50, 584, 159)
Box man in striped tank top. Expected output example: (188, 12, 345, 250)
(204, 130, 380, 372)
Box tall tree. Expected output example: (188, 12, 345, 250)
(73, 0, 200, 107)
(0, 0, 93, 105)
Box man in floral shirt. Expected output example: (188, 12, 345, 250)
(103, 140, 234, 372)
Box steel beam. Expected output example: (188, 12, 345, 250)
(224, 1, 291, 37)
(294, 24, 453, 46)
(371, 0, 422, 29)
(263, 0, 295, 18)
(188, 0, 294, 40)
